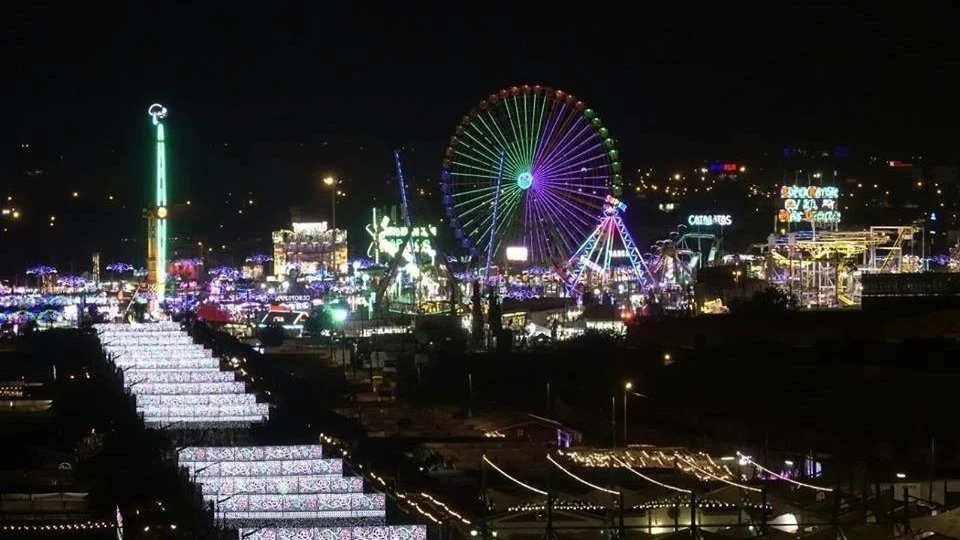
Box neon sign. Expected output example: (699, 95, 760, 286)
(778, 185, 841, 224)
(687, 214, 732, 227)
(604, 195, 627, 212)
(708, 162, 741, 173)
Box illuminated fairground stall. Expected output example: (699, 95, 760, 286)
(751, 184, 924, 308)
(273, 222, 348, 277)
(366, 210, 458, 316)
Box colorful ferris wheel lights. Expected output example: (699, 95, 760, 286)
(442, 85, 621, 265)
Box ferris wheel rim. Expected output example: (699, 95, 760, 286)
(440, 84, 622, 264)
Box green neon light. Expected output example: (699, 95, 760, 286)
(149, 104, 168, 303)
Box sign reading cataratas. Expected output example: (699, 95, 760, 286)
(687, 214, 733, 227)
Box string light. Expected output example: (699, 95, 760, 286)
(507, 500, 605, 512)
(482, 455, 547, 496)
(633, 498, 771, 511)
(546, 454, 619, 495)
(419, 493, 471, 525)
(319, 433, 465, 525)
(560, 447, 732, 479)
(0, 521, 115, 532)
(737, 452, 833, 492)
(674, 455, 760, 492)
(612, 456, 691, 493)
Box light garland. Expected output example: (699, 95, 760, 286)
(546, 454, 619, 495)
(236, 525, 428, 540)
(507, 500, 606, 512)
(96, 322, 181, 332)
(210, 492, 385, 513)
(482, 455, 547, 496)
(103, 335, 195, 345)
(138, 394, 258, 407)
(320, 433, 468, 526)
(674, 455, 759, 492)
(186, 458, 344, 477)
(138, 403, 270, 419)
(395, 492, 440, 524)
(100, 324, 269, 425)
(0, 521, 115, 532)
(632, 498, 772, 511)
(108, 346, 212, 357)
(560, 447, 733, 480)
(418, 493, 470, 525)
(200, 475, 364, 496)
(612, 455, 690, 494)
(117, 358, 220, 370)
(0, 387, 25, 398)
(125, 370, 234, 384)
(180, 445, 325, 462)
(134, 382, 247, 395)
(736, 452, 833, 492)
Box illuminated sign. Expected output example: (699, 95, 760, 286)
(381, 225, 436, 240)
(604, 195, 627, 212)
(778, 185, 841, 224)
(365, 215, 437, 266)
(274, 295, 310, 303)
(708, 162, 742, 173)
(292, 222, 328, 234)
(687, 214, 732, 227)
(505, 246, 528, 261)
(888, 160, 913, 168)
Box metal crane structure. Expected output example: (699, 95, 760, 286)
(374, 151, 459, 317)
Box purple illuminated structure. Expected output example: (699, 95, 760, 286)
(441, 85, 623, 265)
(563, 195, 655, 294)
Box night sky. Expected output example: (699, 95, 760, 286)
(2, 3, 957, 274)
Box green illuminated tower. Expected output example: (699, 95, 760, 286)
(147, 104, 169, 305)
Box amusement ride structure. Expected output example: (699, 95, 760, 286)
(441, 85, 654, 298)
(756, 225, 920, 308)
(143, 104, 169, 313)
(373, 150, 458, 315)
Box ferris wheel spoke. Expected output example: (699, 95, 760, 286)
(470, 186, 523, 257)
(531, 99, 566, 172)
(492, 189, 525, 254)
(453, 193, 502, 221)
(475, 113, 524, 173)
(548, 184, 608, 203)
(538, 160, 610, 184)
(536, 187, 599, 231)
(531, 192, 582, 257)
(532, 104, 585, 173)
(535, 120, 596, 180)
(459, 130, 513, 173)
(531, 103, 577, 178)
(538, 138, 609, 181)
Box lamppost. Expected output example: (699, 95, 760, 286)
(323, 176, 340, 273)
(623, 382, 632, 445)
(623, 382, 648, 446)
(323, 176, 338, 231)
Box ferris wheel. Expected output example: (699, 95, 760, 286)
(441, 85, 622, 266)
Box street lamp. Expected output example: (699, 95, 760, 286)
(623, 382, 648, 446)
(323, 175, 340, 274)
(623, 382, 632, 445)
(322, 176, 337, 231)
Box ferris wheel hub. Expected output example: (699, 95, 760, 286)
(516, 171, 534, 190)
